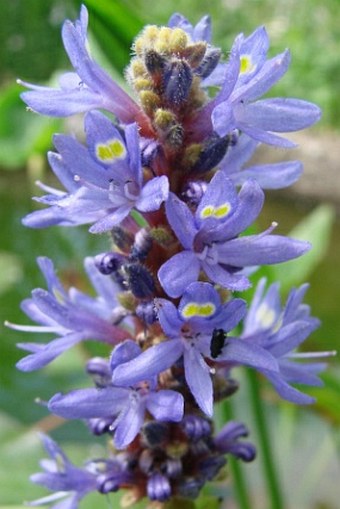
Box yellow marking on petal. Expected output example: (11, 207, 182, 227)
(96, 139, 126, 163)
(240, 55, 255, 75)
(55, 452, 66, 473)
(214, 203, 231, 218)
(182, 302, 216, 319)
(200, 202, 231, 220)
(53, 288, 65, 304)
(256, 303, 276, 329)
(200, 205, 215, 218)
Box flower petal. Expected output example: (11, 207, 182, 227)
(158, 251, 200, 298)
(146, 390, 184, 422)
(183, 346, 213, 416)
(112, 339, 182, 386)
(48, 387, 127, 419)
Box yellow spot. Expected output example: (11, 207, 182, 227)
(201, 205, 215, 218)
(96, 139, 126, 163)
(256, 303, 276, 329)
(53, 288, 65, 304)
(55, 452, 66, 473)
(240, 55, 255, 74)
(182, 302, 216, 319)
(200, 203, 231, 220)
(214, 203, 231, 218)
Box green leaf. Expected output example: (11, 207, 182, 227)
(268, 204, 336, 292)
(82, 0, 144, 72)
(0, 83, 60, 169)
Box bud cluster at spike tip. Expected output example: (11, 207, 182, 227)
(12, 5, 335, 508)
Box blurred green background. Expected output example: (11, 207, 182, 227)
(0, 1, 339, 508)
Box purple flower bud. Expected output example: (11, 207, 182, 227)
(136, 301, 157, 325)
(195, 47, 221, 78)
(88, 416, 114, 435)
(140, 138, 162, 169)
(97, 474, 120, 493)
(142, 421, 169, 448)
(95, 459, 132, 494)
(165, 458, 183, 479)
(94, 252, 125, 275)
(177, 477, 204, 499)
(139, 450, 154, 475)
(191, 133, 230, 173)
(147, 472, 171, 502)
(214, 421, 256, 462)
(111, 226, 134, 253)
(164, 59, 193, 106)
(129, 228, 153, 262)
(198, 455, 226, 480)
(144, 50, 167, 76)
(181, 415, 211, 442)
(181, 180, 208, 206)
(86, 357, 112, 387)
(210, 328, 226, 358)
(124, 263, 155, 298)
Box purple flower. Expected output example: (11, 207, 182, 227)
(18, 5, 143, 125)
(49, 341, 184, 449)
(7, 257, 129, 371)
(22, 110, 169, 233)
(168, 13, 212, 43)
(242, 278, 336, 404)
(28, 434, 96, 509)
(190, 26, 321, 147)
(219, 133, 303, 189)
(214, 421, 256, 462)
(158, 171, 310, 297)
(112, 282, 278, 417)
(202, 25, 269, 89)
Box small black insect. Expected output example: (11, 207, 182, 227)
(210, 328, 226, 358)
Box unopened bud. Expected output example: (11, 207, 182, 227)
(147, 472, 171, 502)
(129, 58, 147, 79)
(181, 143, 202, 169)
(130, 228, 153, 262)
(86, 357, 112, 387)
(124, 263, 155, 298)
(154, 27, 172, 53)
(150, 226, 174, 247)
(111, 226, 134, 253)
(142, 421, 169, 448)
(168, 28, 188, 53)
(136, 301, 157, 325)
(190, 133, 229, 173)
(144, 49, 166, 76)
(181, 180, 208, 206)
(195, 48, 221, 78)
(154, 108, 177, 130)
(164, 59, 193, 106)
(140, 90, 161, 115)
(94, 252, 125, 275)
(183, 42, 207, 68)
(134, 77, 154, 92)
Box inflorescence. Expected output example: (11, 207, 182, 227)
(10, 5, 334, 508)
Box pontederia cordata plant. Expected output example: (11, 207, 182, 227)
(10, 6, 335, 508)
